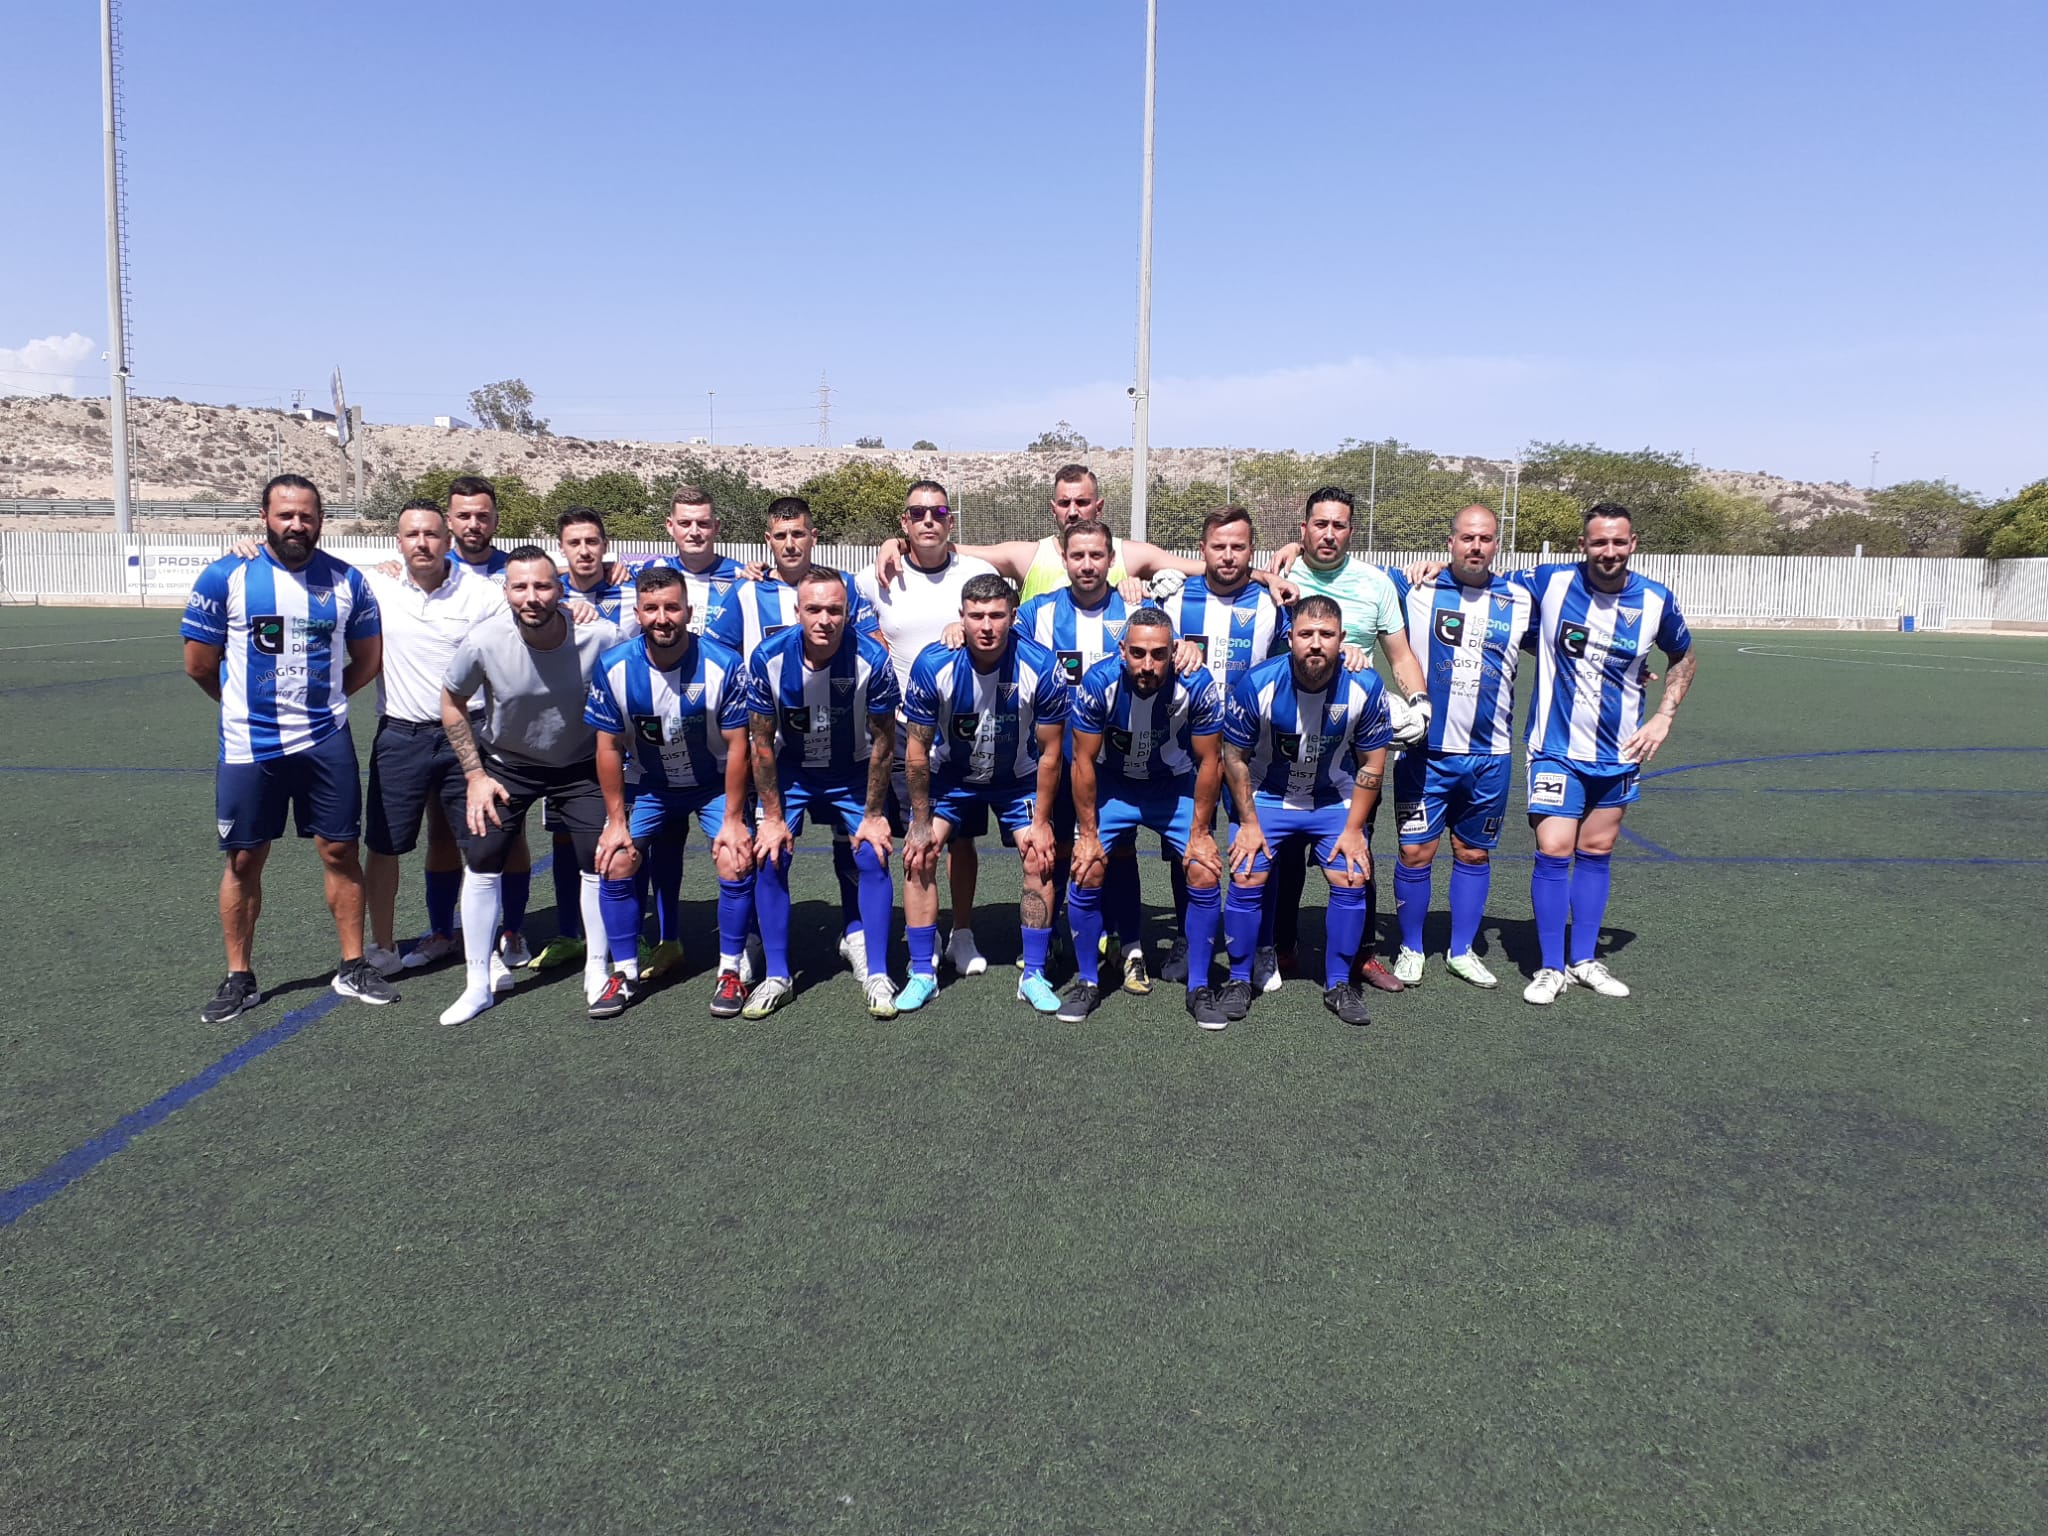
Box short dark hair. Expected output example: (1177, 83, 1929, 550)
(795, 566, 846, 598)
(960, 573, 1016, 609)
(766, 496, 813, 524)
(634, 565, 686, 599)
(1303, 486, 1354, 519)
(503, 543, 555, 571)
(1059, 517, 1112, 552)
(1584, 501, 1633, 529)
(669, 485, 714, 511)
(398, 497, 443, 518)
(1201, 505, 1254, 541)
(447, 475, 498, 508)
(1125, 605, 1173, 634)
(1293, 594, 1343, 627)
(906, 479, 948, 503)
(1052, 463, 1096, 493)
(261, 473, 322, 515)
(556, 505, 605, 538)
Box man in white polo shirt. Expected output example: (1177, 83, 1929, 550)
(360, 500, 505, 975)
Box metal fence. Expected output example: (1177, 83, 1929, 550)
(5, 530, 2047, 626)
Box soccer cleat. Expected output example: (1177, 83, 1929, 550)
(487, 949, 517, 995)
(1058, 980, 1104, 1022)
(1355, 955, 1405, 994)
(740, 976, 794, 1020)
(709, 970, 749, 1018)
(1446, 950, 1499, 989)
(740, 934, 765, 987)
(200, 972, 262, 1024)
(642, 939, 685, 981)
(583, 962, 612, 1007)
(863, 974, 900, 1019)
(1161, 936, 1191, 984)
(945, 928, 988, 977)
(587, 971, 636, 1021)
(363, 943, 405, 979)
(498, 933, 534, 970)
(332, 958, 400, 1006)
(1217, 977, 1255, 1023)
(1185, 987, 1228, 1031)
(838, 928, 869, 978)
(1120, 947, 1152, 996)
(1566, 959, 1631, 998)
(893, 973, 940, 1013)
(1524, 968, 1569, 1006)
(1392, 947, 1426, 986)
(1323, 983, 1373, 1026)
(439, 986, 495, 1028)
(1016, 973, 1061, 1014)
(402, 933, 457, 969)
(530, 936, 586, 971)
(1252, 946, 1284, 994)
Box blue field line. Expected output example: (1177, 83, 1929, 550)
(1614, 824, 1677, 859)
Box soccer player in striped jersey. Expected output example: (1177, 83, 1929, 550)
(1517, 504, 1697, 1005)
(1219, 596, 1393, 1027)
(446, 476, 513, 583)
(743, 568, 901, 1019)
(181, 474, 394, 1022)
(557, 506, 635, 625)
(897, 574, 1070, 1013)
(1065, 611, 1228, 1026)
(631, 485, 747, 634)
(584, 567, 758, 1020)
(1386, 504, 1538, 989)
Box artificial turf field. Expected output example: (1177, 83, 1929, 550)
(3, 607, 2046, 1535)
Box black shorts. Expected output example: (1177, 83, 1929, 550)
(440, 753, 605, 875)
(365, 717, 459, 857)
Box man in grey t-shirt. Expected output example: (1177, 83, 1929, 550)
(437, 545, 622, 1026)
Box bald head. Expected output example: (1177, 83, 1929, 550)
(1448, 504, 1500, 586)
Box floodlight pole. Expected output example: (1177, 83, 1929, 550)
(101, 0, 133, 548)
(1366, 441, 1379, 553)
(1129, 0, 1158, 544)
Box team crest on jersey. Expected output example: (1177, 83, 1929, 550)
(832, 678, 856, 696)
(1106, 621, 1127, 643)
(1432, 608, 1465, 647)
(1617, 607, 1641, 628)
(632, 714, 666, 745)
(683, 685, 704, 704)
(1325, 705, 1348, 731)
(1232, 608, 1255, 629)
(312, 588, 332, 608)
(217, 818, 235, 839)
(1000, 683, 1019, 706)
(1561, 624, 1590, 658)
(252, 615, 285, 655)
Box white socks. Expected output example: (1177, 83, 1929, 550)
(580, 870, 615, 999)
(442, 871, 503, 1026)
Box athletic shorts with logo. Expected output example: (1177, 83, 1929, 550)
(1524, 751, 1640, 821)
(216, 725, 362, 851)
(1393, 749, 1511, 849)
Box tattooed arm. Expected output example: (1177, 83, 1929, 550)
(750, 711, 793, 865)
(1331, 745, 1387, 878)
(1622, 649, 1699, 764)
(904, 720, 938, 879)
(1223, 741, 1268, 876)
(854, 715, 895, 861)
(442, 685, 509, 836)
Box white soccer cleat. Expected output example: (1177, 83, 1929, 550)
(439, 987, 495, 1028)
(487, 949, 516, 994)
(945, 928, 988, 977)
(1523, 968, 1568, 1006)
(499, 933, 533, 969)
(363, 943, 405, 979)
(862, 974, 900, 1019)
(1251, 945, 1283, 994)
(402, 933, 458, 969)
(1566, 959, 1631, 998)
(838, 928, 869, 978)
(1446, 950, 1499, 990)
(1392, 947, 1426, 986)
(741, 976, 794, 1020)
(1160, 936, 1191, 984)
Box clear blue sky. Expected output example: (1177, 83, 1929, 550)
(4, 0, 2043, 494)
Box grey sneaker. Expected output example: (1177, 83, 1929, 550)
(332, 957, 399, 1006)
(1445, 950, 1498, 989)
(741, 976, 794, 1020)
(201, 971, 262, 1024)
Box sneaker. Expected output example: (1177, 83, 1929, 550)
(642, 939, 685, 981)
(1217, 977, 1255, 1023)
(1446, 950, 1499, 989)
(333, 957, 400, 1006)
(499, 933, 534, 970)
(363, 943, 405, 979)
(583, 962, 612, 1007)
(1120, 947, 1152, 996)
(839, 928, 869, 978)
(1185, 987, 1228, 1031)
(1161, 936, 1190, 984)
(1057, 980, 1103, 1022)
(893, 972, 939, 1012)
(402, 933, 457, 969)
(588, 971, 636, 1021)
(741, 975, 794, 1020)
(1392, 947, 1426, 986)
(1524, 967, 1568, 1006)
(531, 936, 586, 971)
(1355, 955, 1405, 994)
(487, 949, 516, 994)
(863, 974, 900, 1019)
(944, 928, 987, 976)
(740, 934, 765, 987)
(1016, 973, 1061, 1014)
(439, 986, 495, 1028)
(1252, 946, 1283, 994)
(1566, 959, 1631, 998)
(1322, 983, 1373, 1026)
(709, 970, 749, 1018)
(200, 971, 262, 1024)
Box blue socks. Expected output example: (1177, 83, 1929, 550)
(853, 841, 892, 978)
(717, 877, 754, 970)
(552, 843, 583, 939)
(908, 924, 937, 979)
(1448, 858, 1490, 956)
(1067, 882, 1104, 985)
(756, 851, 792, 979)
(1020, 922, 1051, 980)
(1568, 851, 1612, 965)
(1182, 882, 1220, 994)
(1532, 853, 1571, 972)
(1394, 861, 1430, 954)
(1324, 884, 1367, 987)
(423, 867, 460, 937)
(599, 877, 640, 971)
(1224, 882, 1263, 982)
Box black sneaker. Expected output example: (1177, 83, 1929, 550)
(588, 971, 637, 1021)
(1217, 978, 1255, 1022)
(1322, 982, 1372, 1027)
(1185, 987, 1229, 1031)
(201, 971, 262, 1023)
(1057, 980, 1103, 1023)
(332, 958, 399, 1006)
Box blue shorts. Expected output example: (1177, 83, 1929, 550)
(1230, 796, 1357, 876)
(1097, 779, 1197, 858)
(216, 726, 362, 851)
(1525, 752, 1640, 822)
(772, 775, 880, 841)
(628, 786, 733, 843)
(932, 776, 1042, 837)
(1393, 750, 1511, 850)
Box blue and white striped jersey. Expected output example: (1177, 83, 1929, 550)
(1070, 656, 1223, 784)
(456, 548, 511, 585)
(180, 549, 381, 764)
(1515, 563, 1692, 768)
(744, 625, 899, 779)
(1015, 587, 1132, 690)
(564, 572, 633, 626)
(632, 553, 746, 634)
(704, 570, 879, 655)
(585, 634, 750, 793)
(1387, 569, 1537, 756)
(1223, 653, 1392, 810)
(1159, 576, 1288, 694)
(902, 635, 1070, 787)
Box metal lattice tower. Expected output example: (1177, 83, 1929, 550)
(815, 372, 832, 447)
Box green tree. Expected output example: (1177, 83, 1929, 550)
(1518, 442, 1707, 550)
(1027, 420, 1089, 454)
(544, 470, 661, 540)
(1140, 478, 1229, 551)
(911, 439, 938, 452)
(959, 471, 1056, 543)
(1869, 478, 1980, 556)
(467, 378, 550, 437)
(1981, 480, 2048, 559)
(798, 460, 913, 542)
(396, 465, 546, 536)
(1778, 512, 1908, 556)
(1319, 439, 1488, 552)
(648, 458, 781, 542)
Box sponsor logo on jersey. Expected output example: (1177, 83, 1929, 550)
(1560, 625, 1590, 659)
(1182, 632, 1208, 654)
(1057, 650, 1084, 684)
(1107, 727, 1134, 756)
(1529, 771, 1568, 807)
(1432, 608, 1466, 647)
(252, 615, 285, 655)
(951, 711, 982, 743)
(632, 714, 666, 745)
(781, 706, 813, 735)
(1396, 801, 1429, 836)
